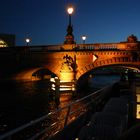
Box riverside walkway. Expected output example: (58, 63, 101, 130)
(75, 78, 140, 140)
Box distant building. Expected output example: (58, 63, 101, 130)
(0, 34, 15, 47)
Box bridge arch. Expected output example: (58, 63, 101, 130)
(13, 67, 57, 81)
(77, 57, 140, 80)
(77, 62, 139, 90)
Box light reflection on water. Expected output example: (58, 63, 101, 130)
(0, 75, 120, 134)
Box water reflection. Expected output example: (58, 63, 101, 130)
(0, 80, 53, 134)
(0, 75, 120, 135)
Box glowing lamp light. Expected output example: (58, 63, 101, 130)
(82, 36, 86, 41)
(67, 7, 74, 15)
(25, 38, 30, 43)
(82, 35, 87, 44)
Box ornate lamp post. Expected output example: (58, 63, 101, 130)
(64, 5, 75, 44)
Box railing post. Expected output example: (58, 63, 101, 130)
(64, 106, 71, 127)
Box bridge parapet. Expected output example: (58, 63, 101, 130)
(76, 42, 140, 51)
(27, 42, 140, 52)
(29, 43, 119, 51)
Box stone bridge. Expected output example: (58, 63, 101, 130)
(0, 35, 140, 83)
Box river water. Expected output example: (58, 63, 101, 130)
(0, 74, 120, 134)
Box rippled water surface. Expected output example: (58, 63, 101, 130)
(0, 75, 120, 133)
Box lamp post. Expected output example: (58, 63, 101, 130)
(82, 35, 87, 44)
(25, 38, 30, 47)
(64, 5, 75, 44)
(67, 6, 74, 26)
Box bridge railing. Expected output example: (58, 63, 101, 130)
(0, 84, 114, 140)
(0, 42, 138, 51)
(35, 43, 126, 51)
(76, 43, 119, 50)
(28, 43, 120, 51)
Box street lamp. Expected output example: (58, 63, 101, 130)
(82, 35, 87, 44)
(67, 6, 74, 26)
(64, 5, 75, 44)
(25, 38, 30, 47)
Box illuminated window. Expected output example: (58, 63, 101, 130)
(0, 39, 8, 47)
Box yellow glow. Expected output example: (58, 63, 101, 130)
(136, 87, 140, 119)
(60, 72, 74, 82)
(0, 39, 7, 47)
(51, 87, 75, 91)
(136, 104, 140, 119)
(52, 84, 55, 88)
(59, 87, 74, 91)
(60, 85, 71, 88)
(52, 87, 55, 90)
(51, 82, 76, 91)
(50, 78, 55, 82)
(55, 77, 59, 79)
(67, 7, 74, 15)
(60, 80, 69, 83)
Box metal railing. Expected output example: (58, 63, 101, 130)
(0, 84, 113, 140)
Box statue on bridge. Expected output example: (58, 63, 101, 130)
(61, 54, 77, 72)
(60, 54, 77, 82)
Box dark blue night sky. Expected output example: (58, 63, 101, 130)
(0, 0, 140, 45)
